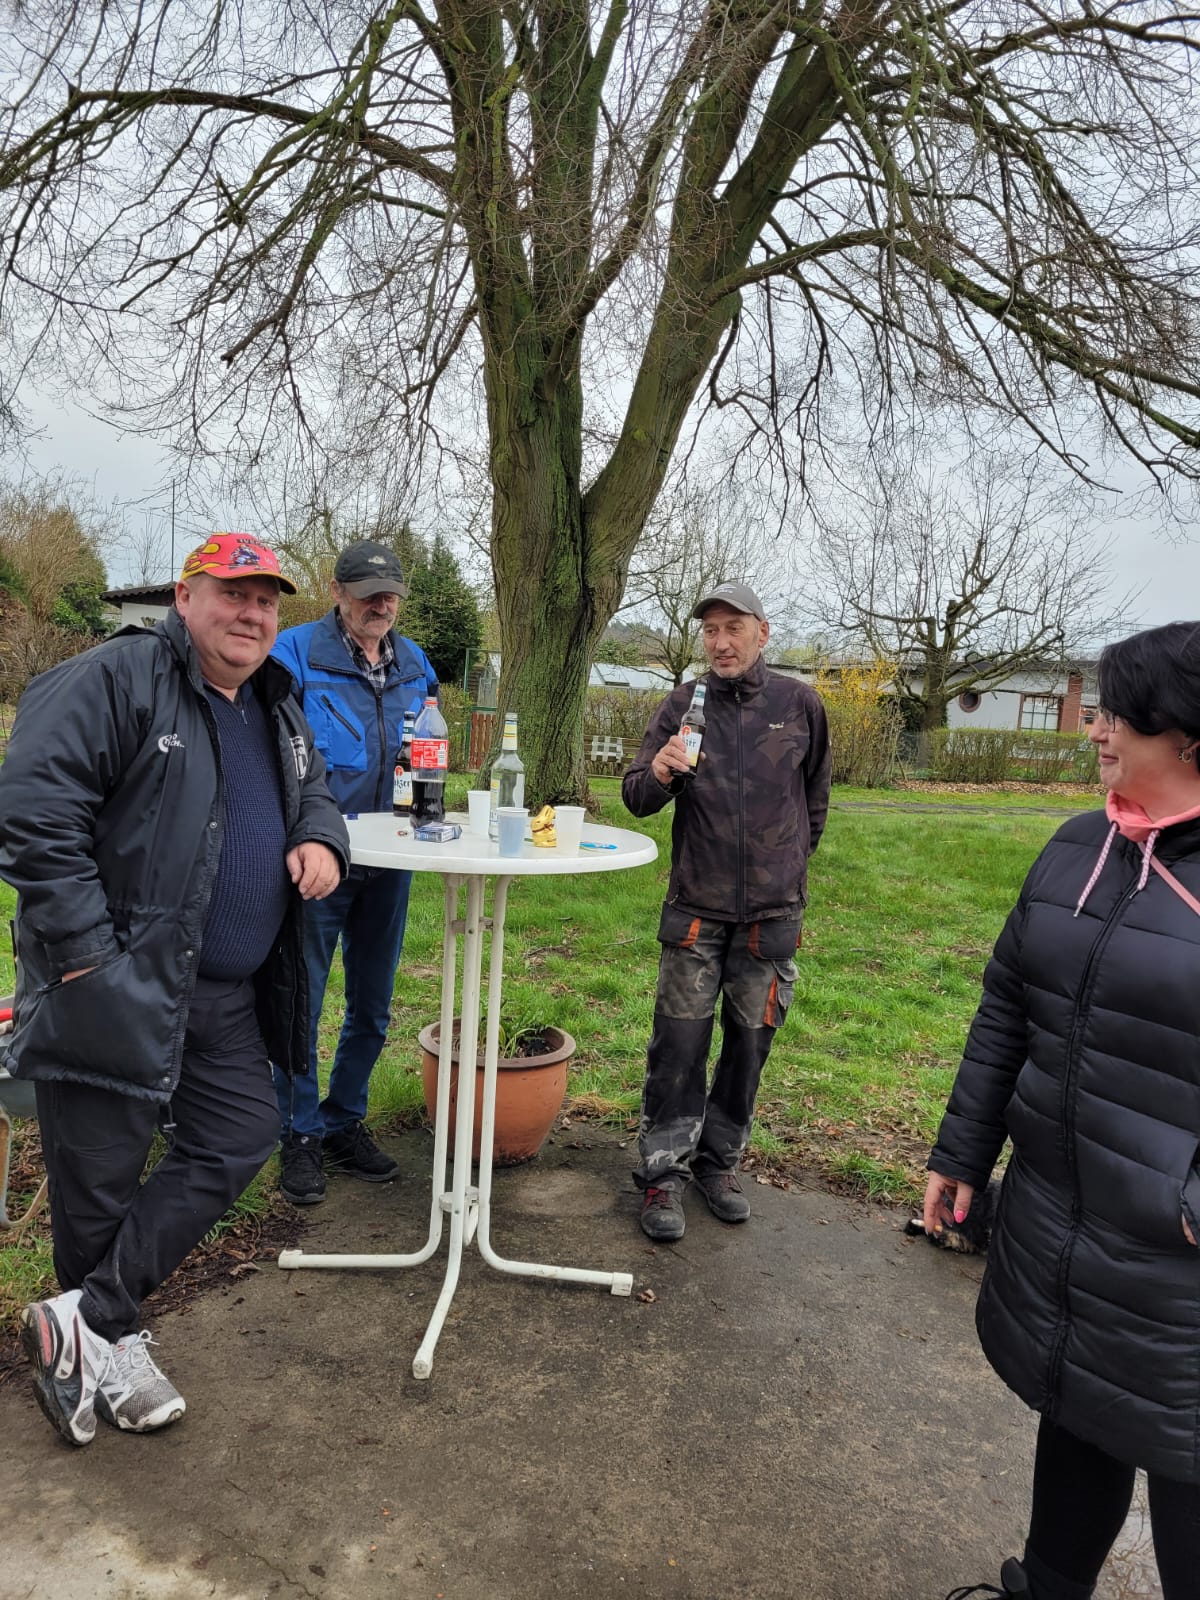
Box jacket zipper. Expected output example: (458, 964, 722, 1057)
(372, 685, 388, 811)
(735, 685, 745, 921)
(1043, 868, 1140, 1414)
(321, 694, 363, 740)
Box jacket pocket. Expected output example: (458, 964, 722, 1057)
(16, 950, 170, 1093)
(306, 692, 368, 773)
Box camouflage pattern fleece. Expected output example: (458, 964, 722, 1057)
(622, 656, 831, 922)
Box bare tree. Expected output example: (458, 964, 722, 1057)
(622, 477, 795, 684)
(2, 4, 1200, 799)
(807, 458, 1133, 729)
(116, 515, 171, 587)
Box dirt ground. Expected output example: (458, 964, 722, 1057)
(1, 1126, 1159, 1600)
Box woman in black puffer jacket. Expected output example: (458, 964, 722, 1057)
(928, 624, 1200, 1600)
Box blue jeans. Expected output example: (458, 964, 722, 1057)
(274, 865, 411, 1139)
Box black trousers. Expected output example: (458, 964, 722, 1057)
(1025, 1416, 1200, 1600)
(36, 975, 280, 1343)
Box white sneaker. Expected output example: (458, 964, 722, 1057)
(95, 1330, 186, 1433)
(20, 1288, 114, 1446)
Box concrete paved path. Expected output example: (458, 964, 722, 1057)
(1, 1127, 1157, 1600)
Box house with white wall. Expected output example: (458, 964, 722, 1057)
(943, 664, 1098, 732)
(101, 582, 175, 629)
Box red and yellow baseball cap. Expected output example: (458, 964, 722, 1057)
(179, 532, 298, 595)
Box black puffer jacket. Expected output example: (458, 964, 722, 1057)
(622, 658, 830, 922)
(931, 808, 1200, 1482)
(0, 610, 349, 1102)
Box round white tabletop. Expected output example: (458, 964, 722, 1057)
(347, 811, 658, 876)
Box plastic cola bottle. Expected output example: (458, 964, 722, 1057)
(410, 697, 448, 824)
(489, 712, 525, 839)
(679, 682, 707, 776)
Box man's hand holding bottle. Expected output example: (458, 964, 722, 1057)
(651, 734, 693, 787)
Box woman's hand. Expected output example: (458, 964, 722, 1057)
(924, 1170, 975, 1237)
(1183, 1214, 1197, 1247)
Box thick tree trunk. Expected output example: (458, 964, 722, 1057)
(919, 695, 950, 732)
(485, 353, 630, 806)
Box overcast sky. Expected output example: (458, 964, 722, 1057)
(17, 391, 1200, 630)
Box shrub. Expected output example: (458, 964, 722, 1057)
(1009, 731, 1099, 784)
(928, 727, 1099, 784)
(439, 682, 471, 771)
(813, 659, 902, 787)
(927, 728, 1012, 783)
(585, 687, 665, 744)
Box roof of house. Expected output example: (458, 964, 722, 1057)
(101, 582, 176, 606)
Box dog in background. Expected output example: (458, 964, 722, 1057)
(905, 1179, 1000, 1255)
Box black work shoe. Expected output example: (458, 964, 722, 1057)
(322, 1120, 400, 1183)
(279, 1134, 326, 1206)
(945, 1557, 1030, 1599)
(695, 1169, 751, 1223)
(640, 1184, 685, 1241)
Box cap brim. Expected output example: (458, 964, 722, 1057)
(339, 578, 408, 599)
(692, 597, 758, 619)
(180, 563, 297, 596)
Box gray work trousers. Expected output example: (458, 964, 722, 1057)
(634, 907, 800, 1189)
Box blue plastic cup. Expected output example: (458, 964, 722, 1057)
(496, 806, 527, 857)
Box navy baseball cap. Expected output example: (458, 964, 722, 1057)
(333, 541, 409, 599)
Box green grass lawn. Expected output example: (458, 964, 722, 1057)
(337, 776, 1095, 1203)
(0, 776, 1100, 1323)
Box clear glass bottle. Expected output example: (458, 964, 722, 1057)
(679, 682, 707, 776)
(489, 712, 525, 839)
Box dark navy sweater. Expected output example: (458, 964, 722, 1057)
(199, 685, 290, 980)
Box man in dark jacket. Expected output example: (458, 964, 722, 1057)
(622, 583, 830, 1241)
(270, 541, 438, 1205)
(0, 533, 349, 1446)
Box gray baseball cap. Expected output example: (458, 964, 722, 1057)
(333, 540, 410, 599)
(692, 581, 765, 621)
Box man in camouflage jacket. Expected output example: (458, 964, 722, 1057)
(622, 583, 831, 1241)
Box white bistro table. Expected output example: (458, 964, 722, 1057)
(278, 811, 657, 1379)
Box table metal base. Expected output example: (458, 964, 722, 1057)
(278, 873, 633, 1379)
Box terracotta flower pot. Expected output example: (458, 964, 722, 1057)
(418, 1021, 575, 1165)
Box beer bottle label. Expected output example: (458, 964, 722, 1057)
(394, 767, 413, 806)
(681, 724, 702, 766)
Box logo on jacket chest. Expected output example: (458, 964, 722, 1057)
(157, 733, 185, 753)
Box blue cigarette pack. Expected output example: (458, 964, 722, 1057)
(414, 821, 462, 843)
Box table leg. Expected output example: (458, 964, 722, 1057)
(277, 874, 465, 1275)
(412, 873, 488, 1378)
(280, 862, 633, 1374)
(474, 877, 633, 1299)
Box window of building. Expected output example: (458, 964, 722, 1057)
(958, 691, 982, 713)
(1019, 694, 1061, 732)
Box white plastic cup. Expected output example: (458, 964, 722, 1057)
(496, 806, 527, 857)
(467, 789, 491, 835)
(554, 805, 586, 851)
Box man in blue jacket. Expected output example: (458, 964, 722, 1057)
(0, 533, 348, 1445)
(271, 540, 439, 1206)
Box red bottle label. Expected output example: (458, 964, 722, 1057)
(411, 737, 448, 770)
